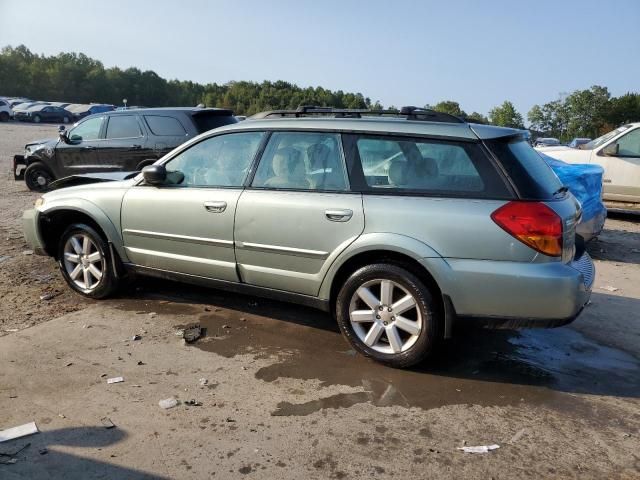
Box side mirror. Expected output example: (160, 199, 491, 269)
(59, 128, 69, 143)
(602, 143, 619, 156)
(142, 164, 167, 185)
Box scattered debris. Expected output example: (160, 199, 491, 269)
(107, 377, 124, 384)
(100, 373, 107, 378)
(131, 384, 142, 388)
(199, 378, 208, 387)
(510, 428, 527, 444)
(148, 312, 157, 318)
(225, 417, 236, 423)
(132, 334, 142, 341)
(22, 250, 34, 255)
(185, 399, 202, 406)
(39, 292, 60, 301)
(39, 448, 48, 455)
(204, 307, 211, 312)
(0, 422, 38, 443)
(65, 362, 73, 367)
(240, 317, 247, 322)
(100, 417, 116, 429)
(599, 285, 619, 292)
(222, 324, 231, 329)
(458, 444, 500, 454)
(137, 361, 146, 366)
(4, 328, 19, 333)
(159, 398, 178, 409)
(58, 414, 66, 419)
(183, 324, 203, 344)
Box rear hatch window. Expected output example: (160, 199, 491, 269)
(191, 111, 237, 133)
(484, 135, 563, 200)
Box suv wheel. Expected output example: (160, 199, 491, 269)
(58, 224, 119, 298)
(24, 162, 54, 191)
(335, 264, 440, 368)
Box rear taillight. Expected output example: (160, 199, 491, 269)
(491, 201, 563, 257)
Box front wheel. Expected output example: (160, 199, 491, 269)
(58, 224, 119, 298)
(335, 264, 440, 368)
(33, 114, 41, 123)
(24, 162, 54, 191)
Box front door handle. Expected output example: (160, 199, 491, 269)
(325, 209, 353, 222)
(204, 201, 227, 213)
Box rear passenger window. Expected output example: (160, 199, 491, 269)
(144, 115, 187, 136)
(355, 136, 509, 197)
(252, 132, 348, 191)
(106, 115, 141, 139)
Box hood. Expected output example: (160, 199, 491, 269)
(26, 137, 58, 149)
(539, 147, 592, 164)
(49, 171, 139, 190)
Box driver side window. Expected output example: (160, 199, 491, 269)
(616, 128, 640, 157)
(164, 131, 265, 187)
(69, 116, 104, 142)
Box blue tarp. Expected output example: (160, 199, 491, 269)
(541, 153, 607, 224)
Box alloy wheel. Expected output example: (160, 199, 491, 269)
(63, 233, 103, 291)
(349, 279, 422, 354)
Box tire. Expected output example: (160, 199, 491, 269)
(136, 159, 156, 171)
(0, 112, 9, 122)
(335, 263, 440, 368)
(58, 223, 119, 299)
(63, 116, 70, 124)
(33, 114, 41, 123)
(24, 162, 54, 192)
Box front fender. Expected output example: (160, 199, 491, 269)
(318, 232, 442, 300)
(39, 198, 129, 262)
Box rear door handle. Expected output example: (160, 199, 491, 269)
(325, 209, 353, 222)
(204, 201, 227, 213)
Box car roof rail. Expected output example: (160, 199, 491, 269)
(250, 105, 466, 123)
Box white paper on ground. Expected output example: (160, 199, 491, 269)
(458, 444, 500, 454)
(0, 422, 39, 443)
(107, 376, 124, 384)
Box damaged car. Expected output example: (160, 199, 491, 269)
(13, 107, 238, 191)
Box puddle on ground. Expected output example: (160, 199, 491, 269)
(113, 277, 640, 416)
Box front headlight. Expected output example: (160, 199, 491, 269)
(34, 197, 45, 208)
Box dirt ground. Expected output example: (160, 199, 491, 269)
(1, 121, 639, 479)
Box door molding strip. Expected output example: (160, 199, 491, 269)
(123, 229, 233, 248)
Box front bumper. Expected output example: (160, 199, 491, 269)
(432, 252, 594, 329)
(22, 208, 46, 255)
(14, 154, 26, 180)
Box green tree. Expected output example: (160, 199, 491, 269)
(430, 100, 466, 118)
(488, 101, 525, 129)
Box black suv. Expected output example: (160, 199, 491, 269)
(14, 107, 237, 191)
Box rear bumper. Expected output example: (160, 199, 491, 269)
(577, 210, 606, 242)
(428, 252, 594, 329)
(13, 154, 26, 180)
(22, 208, 46, 255)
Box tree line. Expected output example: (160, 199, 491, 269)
(1, 45, 638, 139)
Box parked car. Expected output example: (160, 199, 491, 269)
(13, 107, 237, 191)
(8, 98, 32, 108)
(540, 153, 606, 241)
(536, 123, 640, 208)
(22, 106, 594, 368)
(568, 137, 591, 149)
(0, 98, 13, 121)
(534, 137, 561, 147)
(12, 101, 50, 113)
(70, 104, 115, 120)
(14, 104, 72, 123)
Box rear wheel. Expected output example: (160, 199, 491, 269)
(58, 224, 119, 298)
(24, 162, 54, 191)
(33, 114, 41, 123)
(335, 263, 440, 368)
(63, 116, 70, 123)
(0, 112, 9, 122)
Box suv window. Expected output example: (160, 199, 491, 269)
(69, 116, 104, 142)
(354, 135, 508, 197)
(252, 132, 348, 191)
(616, 128, 640, 157)
(145, 115, 187, 136)
(485, 136, 562, 200)
(164, 132, 264, 187)
(106, 115, 142, 139)
(191, 112, 238, 133)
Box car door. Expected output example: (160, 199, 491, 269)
(56, 115, 105, 175)
(121, 131, 266, 281)
(594, 127, 640, 202)
(234, 131, 365, 296)
(97, 114, 148, 171)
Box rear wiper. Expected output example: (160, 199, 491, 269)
(552, 186, 569, 196)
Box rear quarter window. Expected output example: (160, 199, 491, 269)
(144, 115, 187, 136)
(191, 113, 238, 133)
(352, 135, 510, 198)
(485, 136, 563, 200)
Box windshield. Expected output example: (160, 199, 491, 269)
(584, 125, 631, 150)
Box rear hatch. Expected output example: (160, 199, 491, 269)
(190, 109, 238, 133)
(482, 132, 580, 263)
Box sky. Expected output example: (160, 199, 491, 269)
(1, 0, 639, 117)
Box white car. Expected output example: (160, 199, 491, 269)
(0, 98, 13, 122)
(536, 123, 640, 208)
